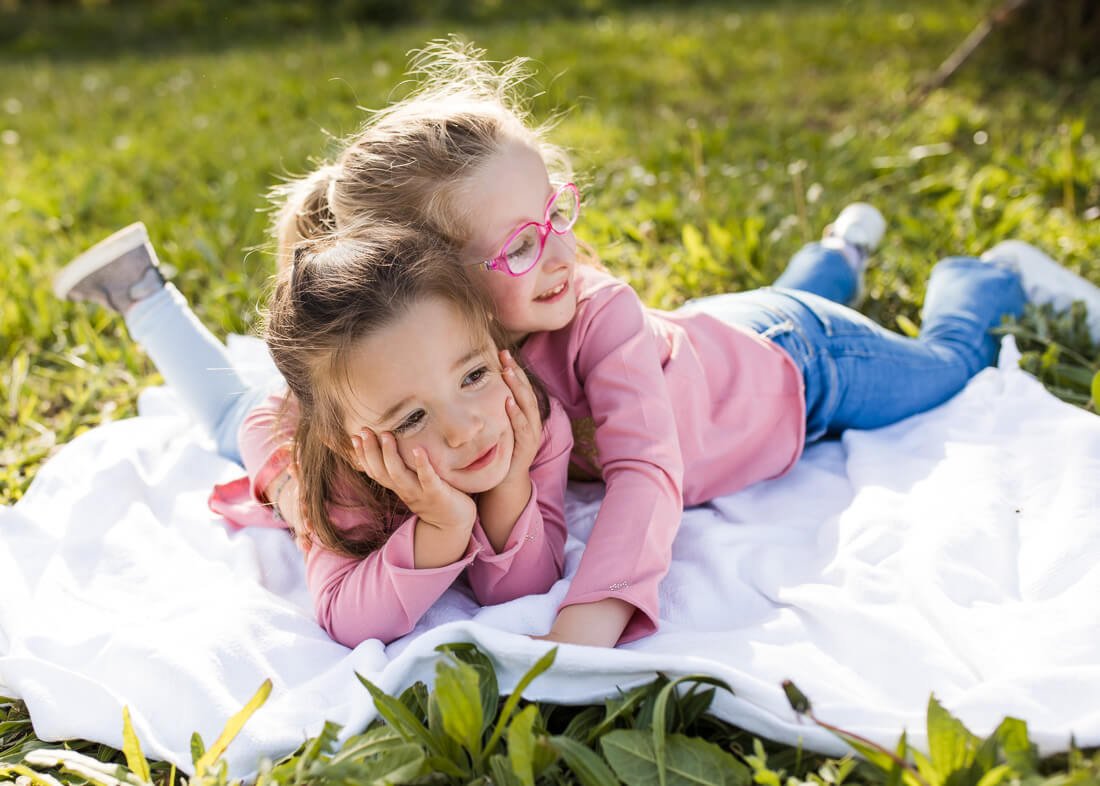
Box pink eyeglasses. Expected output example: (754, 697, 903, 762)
(479, 183, 581, 276)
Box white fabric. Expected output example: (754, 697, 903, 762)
(1, 336, 1098, 778)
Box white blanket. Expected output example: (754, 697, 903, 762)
(2, 336, 1098, 779)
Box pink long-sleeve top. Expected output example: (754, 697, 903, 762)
(209, 393, 574, 647)
(518, 265, 806, 644)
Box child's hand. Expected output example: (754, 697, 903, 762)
(352, 429, 477, 531)
(471, 350, 542, 552)
(499, 349, 542, 480)
(532, 598, 635, 648)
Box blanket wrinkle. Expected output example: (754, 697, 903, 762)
(1, 336, 1098, 779)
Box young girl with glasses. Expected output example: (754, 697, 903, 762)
(55, 41, 1100, 649)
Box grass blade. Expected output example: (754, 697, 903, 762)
(193, 679, 271, 778)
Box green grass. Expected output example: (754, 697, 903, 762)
(2, 0, 1100, 781)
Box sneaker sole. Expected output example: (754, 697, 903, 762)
(984, 240, 1100, 341)
(53, 222, 152, 300)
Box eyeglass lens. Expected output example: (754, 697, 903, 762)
(502, 187, 579, 273)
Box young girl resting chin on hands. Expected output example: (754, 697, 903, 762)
(211, 227, 573, 646)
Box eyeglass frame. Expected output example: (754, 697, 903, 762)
(477, 182, 580, 277)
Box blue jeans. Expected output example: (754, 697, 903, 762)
(682, 243, 1027, 442)
(127, 284, 274, 464)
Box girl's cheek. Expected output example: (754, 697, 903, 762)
(482, 272, 526, 316)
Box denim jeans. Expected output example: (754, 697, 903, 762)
(681, 243, 1027, 442)
(127, 284, 273, 464)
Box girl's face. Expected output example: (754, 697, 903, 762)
(461, 139, 579, 342)
(340, 296, 514, 494)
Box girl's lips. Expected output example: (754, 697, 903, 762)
(535, 277, 570, 303)
(460, 443, 498, 472)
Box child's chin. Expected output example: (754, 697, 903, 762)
(455, 467, 510, 496)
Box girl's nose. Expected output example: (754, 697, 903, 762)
(442, 407, 483, 448)
(540, 230, 574, 272)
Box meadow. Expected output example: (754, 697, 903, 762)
(2, 0, 1099, 782)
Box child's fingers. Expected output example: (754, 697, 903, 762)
(378, 432, 419, 491)
(501, 350, 540, 423)
(352, 430, 387, 482)
(505, 395, 531, 438)
(410, 447, 444, 491)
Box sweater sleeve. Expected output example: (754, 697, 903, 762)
(306, 514, 478, 647)
(465, 398, 572, 604)
(559, 286, 685, 644)
(237, 389, 297, 504)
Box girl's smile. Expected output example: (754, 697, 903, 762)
(534, 278, 571, 303)
(459, 443, 499, 472)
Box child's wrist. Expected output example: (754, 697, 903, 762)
(417, 505, 476, 533)
(493, 468, 532, 502)
(265, 469, 294, 520)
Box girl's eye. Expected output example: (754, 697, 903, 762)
(506, 238, 534, 261)
(463, 365, 491, 387)
(393, 409, 426, 435)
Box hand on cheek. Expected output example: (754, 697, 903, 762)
(500, 349, 541, 476)
(351, 429, 475, 531)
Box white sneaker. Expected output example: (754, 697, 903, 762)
(982, 240, 1100, 343)
(54, 222, 165, 314)
(826, 202, 886, 257)
(822, 202, 886, 304)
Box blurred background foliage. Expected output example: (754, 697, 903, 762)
(2, 0, 730, 56)
(1, 0, 1098, 75)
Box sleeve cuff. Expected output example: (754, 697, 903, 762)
(469, 496, 540, 564)
(251, 443, 293, 505)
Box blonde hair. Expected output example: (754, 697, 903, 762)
(269, 39, 572, 269)
(266, 224, 550, 558)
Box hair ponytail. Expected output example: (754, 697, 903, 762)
(270, 164, 341, 271)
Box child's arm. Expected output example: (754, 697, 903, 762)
(235, 393, 481, 646)
(305, 512, 481, 646)
(540, 280, 685, 646)
(466, 395, 572, 605)
(237, 390, 297, 515)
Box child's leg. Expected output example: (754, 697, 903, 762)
(683, 257, 1025, 441)
(772, 243, 860, 305)
(55, 223, 271, 464)
(779, 257, 1025, 438)
(983, 241, 1100, 343)
(125, 284, 272, 463)
(772, 203, 886, 305)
